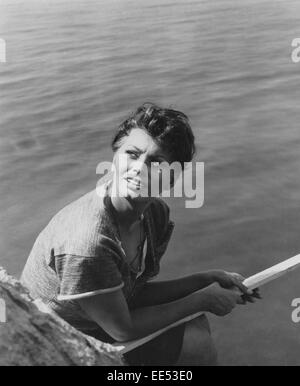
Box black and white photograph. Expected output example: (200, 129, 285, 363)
(1, 0, 300, 368)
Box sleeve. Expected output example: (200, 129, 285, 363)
(54, 245, 124, 301)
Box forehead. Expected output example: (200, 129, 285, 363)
(120, 128, 162, 154)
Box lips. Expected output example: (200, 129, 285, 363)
(126, 176, 142, 189)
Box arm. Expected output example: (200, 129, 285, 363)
(130, 270, 253, 308)
(78, 283, 243, 343)
(130, 272, 215, 308)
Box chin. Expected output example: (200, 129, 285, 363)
(133, 195, 152, 202)
(127, 190, 145, 201)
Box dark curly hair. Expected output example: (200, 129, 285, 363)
(111, 103, 195, 168)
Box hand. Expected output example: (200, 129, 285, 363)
(200, 282, 244, 316)
(210, 270, 262, 303)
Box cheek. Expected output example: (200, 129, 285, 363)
(113, 153, 130, 175)
(150, 167, 175, 194)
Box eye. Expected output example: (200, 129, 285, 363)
(126, 150, 139, 160)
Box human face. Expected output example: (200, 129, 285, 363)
(111, 128, 171, 200)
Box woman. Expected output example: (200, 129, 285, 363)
(21, 103, 259, 365)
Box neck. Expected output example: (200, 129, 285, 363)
(110, 195, 150, 229)
(105, 178, 153, 230)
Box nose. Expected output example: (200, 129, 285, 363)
(132, 160, 145, 175)
(131, 154, 150, 176)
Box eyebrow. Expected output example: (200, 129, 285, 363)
(131, 146, 143, 153)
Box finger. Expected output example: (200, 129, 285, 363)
(251, 288, 262, 298)
(253, 288, 262, 295)
(231, 272, 246, 282)
(254, 295, 262, 300)
(231, 289, 247, 304)
(236, 296, 246, 305)
(232, 274, 261, 296)
(232, 279, 251, 295)
(251, 292, 262, 299)
(230, 286, 244, 296)
(228, 273, 252, 293)
(241, 294, 255, 303)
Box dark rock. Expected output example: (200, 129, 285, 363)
(0, 267, 125, 366)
